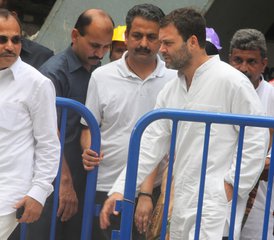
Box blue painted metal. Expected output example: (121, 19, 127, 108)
(20, 97, 101, 240)
(228, 126, 245, 239)
(194, 123, 211, 240)
(19, 223, 27, 240)
(115, 108, 274, 240)
(262, 133, 274, 239)
(50, 107, 67, 240)
(160, 121, 178, 239)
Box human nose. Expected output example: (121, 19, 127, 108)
(140, 36, 148, 47)
(94, 47, 107, 59)
(159, 43, 166, 54)
(238, 61, 249, 73)
(4, 40, 15, 51)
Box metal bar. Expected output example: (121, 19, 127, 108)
(160, 120, 178, 239)
(262, 133, 274, 240)
(50, 107, 67, 240)
(19, 223, 27, 240)
(229, 126, 245, 239)
(194, 123, 211, 240)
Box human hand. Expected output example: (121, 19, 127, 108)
(134, 194, 153, 234)
(82, 149, 103, 171)
(224, 182, 233, 202)
(57, 177, 78, 222)
(100, 193, 123, 229)
(15, 196, 43, 223)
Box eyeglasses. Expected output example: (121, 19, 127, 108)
(0, 35, 22, 44)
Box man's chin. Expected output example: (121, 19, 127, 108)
(89, 58, 101, 65)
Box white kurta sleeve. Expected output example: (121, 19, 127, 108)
(225, 81, 269, 199)
(28, 79, 60, 205)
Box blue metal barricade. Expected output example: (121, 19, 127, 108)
(20, 97, 101, 240)
(113, 108, 274, 240)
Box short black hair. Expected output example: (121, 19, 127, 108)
(205, 41, 219, 55)
(160, 8, 206, 48)
(126, 4, 165, 33)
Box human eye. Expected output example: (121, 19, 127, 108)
(247, 59, 257, 66)
(90, 43, 100, 49)
(131, 33, 142, 40)
(162, 40, 173, 47)
(103, 44, 111, 50)
(147, 34, 158, 42)
(232, 57, 243, 65)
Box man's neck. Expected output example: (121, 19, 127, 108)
(126, 56, 157, 80)
(180, 54, 210, 91)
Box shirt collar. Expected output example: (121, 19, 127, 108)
(256, 74, 265, 92)
(194, 55, 220, 78)
(65, 46, 84, 73)
(7, 57, 22, 81)
(117, 51, 166, 79)
(66, 46, 101, 73)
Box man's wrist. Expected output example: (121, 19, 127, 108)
(138, 192, 153, 201)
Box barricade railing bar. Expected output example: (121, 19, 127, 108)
(20, 97, 101, 240)
(113, 108, 274, 240)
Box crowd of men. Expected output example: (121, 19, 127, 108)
(0, 1, 273, 240)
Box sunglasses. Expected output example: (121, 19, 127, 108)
(0, 35, 22, 44)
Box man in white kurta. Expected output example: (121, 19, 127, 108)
(240, 78, 274, 239)
(229, 28, 274, 239)
(101, 8, 268, 240)
(0, 10, 60, 239)
(109, 54, 268, 239)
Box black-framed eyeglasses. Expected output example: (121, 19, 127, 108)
(0, 35, 22, 44)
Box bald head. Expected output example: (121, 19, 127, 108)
(74, 9, 114, 36)
(71, 9, 114, 71)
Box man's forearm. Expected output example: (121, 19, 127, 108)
(81, 127, 91, 150)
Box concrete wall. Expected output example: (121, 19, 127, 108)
(36, 0, 214, 54)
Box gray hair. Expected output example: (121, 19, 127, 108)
(230, 29, 267, 58)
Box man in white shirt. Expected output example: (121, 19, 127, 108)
(0, 9, 60, 239)
(100, 8, 268, 240)
(229, 28, 274, 240)
(81, 4, 176, 239)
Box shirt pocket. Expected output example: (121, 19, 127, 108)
(0, 102, 26, 130)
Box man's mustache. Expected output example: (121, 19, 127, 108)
(0, 51, 16, 57)
(88, 56, 103, 60)
(242, 71, 252, 80)
(135, 47, 151, 54)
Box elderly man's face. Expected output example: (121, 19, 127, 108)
(0, 15, 21, 69)
(229, 48, 267, 89)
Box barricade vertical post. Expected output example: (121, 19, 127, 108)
(194, 123, 211, 240)
(19, 97, 100, 240)
(19, 223, 27, 240)
(262, 132, 274, 239)
(50, 107, 68, 240)
(229, 126, 245, 239)
(160, 121, 178, 239)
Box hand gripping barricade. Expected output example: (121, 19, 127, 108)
(19, 97, 101, 240)
(112, 109, 274, 240)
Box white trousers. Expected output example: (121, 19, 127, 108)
(0, 212, 18, 240)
